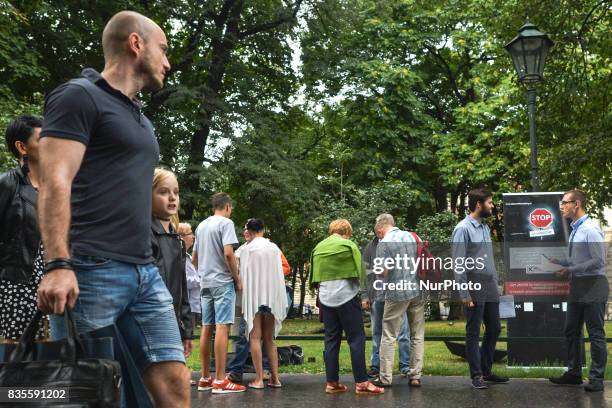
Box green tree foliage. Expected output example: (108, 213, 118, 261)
(0, 2, 45, 170)
(300, 0, 611, 215)
(0, 1, 609, 293)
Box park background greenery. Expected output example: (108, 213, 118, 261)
(186, 319, 612, 379)
(0, 0, 610, 313)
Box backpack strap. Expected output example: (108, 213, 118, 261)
(409, 232, 425, 278)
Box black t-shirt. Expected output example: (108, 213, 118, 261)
(41, 68, 159, 264)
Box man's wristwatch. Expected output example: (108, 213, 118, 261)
(43, 258, 74, 274)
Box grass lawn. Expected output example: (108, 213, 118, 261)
(187, 319, 612, 380)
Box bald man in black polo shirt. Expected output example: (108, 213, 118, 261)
(37, 11, 190, 407)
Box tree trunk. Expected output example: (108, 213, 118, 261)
(180, 0, 305, 219)
(427, 300, 441, 321)
(288, 262, 299, 318)
(182, 0, 245, 220)
(297, 265, 306, 318)
(434, 182, 448, 211)
(450, 190, 458, 214)
(458, 191, 467, 216)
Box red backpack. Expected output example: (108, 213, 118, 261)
(409, 231, 441, 283)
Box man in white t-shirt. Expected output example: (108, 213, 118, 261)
(192, 192, 246, 393)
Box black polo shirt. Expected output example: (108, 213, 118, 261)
(41, 68, 159, 264)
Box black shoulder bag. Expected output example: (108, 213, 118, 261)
(0, 309, 121, 407)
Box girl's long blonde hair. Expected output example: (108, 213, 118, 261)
(152, 167, 180, 231)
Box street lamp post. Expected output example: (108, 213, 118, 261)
(505, 21, 554, 192)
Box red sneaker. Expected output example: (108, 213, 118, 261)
(198, 376, 213, 391)
(212, 378, 247, 394)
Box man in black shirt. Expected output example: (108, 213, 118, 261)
(37, 11, 190, 407)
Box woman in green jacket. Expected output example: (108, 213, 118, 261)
(310, 219, 384, 395)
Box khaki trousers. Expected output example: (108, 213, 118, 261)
(379, 297, 425, 384)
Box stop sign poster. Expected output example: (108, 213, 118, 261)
(528, 208, 555, 237)
(503, 192, 568, 244)
(503, 192, 570, 288)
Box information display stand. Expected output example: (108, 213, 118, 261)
(503, 192, 576, 367)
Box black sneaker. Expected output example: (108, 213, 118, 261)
(584, 382, 604, 392)
(371, 377, 392, 388)
(227, 372, 243, 384)
(549, 372, 583, 385)
(483, 373, 509, 383)
(471, 376, 488, 389)
(367, 368, 379, 379)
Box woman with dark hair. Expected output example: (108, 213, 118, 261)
(0, 115, 47, 341)
(239, 218, 287, 389)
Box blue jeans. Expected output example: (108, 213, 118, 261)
(370, 300, 410, 372)
(464, 302, 501, 379)
(228, 316, 270, 374)
(49, 256, 185, 408)
(49, 256, 185, 369)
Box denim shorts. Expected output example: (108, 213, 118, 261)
(201, 281, 235, 325)
(49, 255, 185, 374)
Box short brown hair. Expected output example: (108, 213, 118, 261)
(565, 189, 587, 210)
(329, 219, 353, 237)
(212, 192, 232, 210)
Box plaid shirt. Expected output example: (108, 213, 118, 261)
(375, 227, 420, 302)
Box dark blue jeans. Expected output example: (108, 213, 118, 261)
(565, 301, 607, 383)
(321, 296, 368, 383)
(464, 302, 501, 379)
(228, 317, 270, 374)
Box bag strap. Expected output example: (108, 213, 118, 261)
(409, 231, 424, 257)
(9, 308, 84, 365)
(8, 310, 42, 363)
(409, 232, 427, 278)
(112, 323, 155, 408)
(61, 308, 85, 364)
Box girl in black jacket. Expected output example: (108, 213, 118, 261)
(151, 167, 193, 357)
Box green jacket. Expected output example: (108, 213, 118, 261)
(309, 234, 365, 288)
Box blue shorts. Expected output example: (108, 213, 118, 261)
(49, 255, 185, 374)
(201, 282, 235, 325)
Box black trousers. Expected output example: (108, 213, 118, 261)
(565, 301, 607, 383)
(464, 302, 501, 379)
(320, 296, 368, 383)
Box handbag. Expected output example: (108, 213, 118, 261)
(0, 309, 121, 407)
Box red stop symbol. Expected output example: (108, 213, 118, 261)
(529, 208, 553, 228)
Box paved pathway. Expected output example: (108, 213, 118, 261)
(190, 373, 612, 407)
